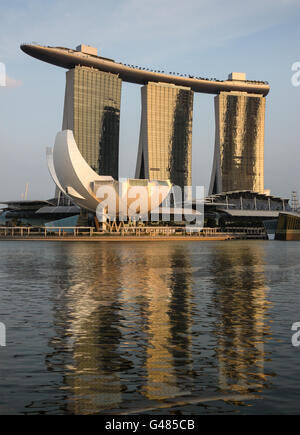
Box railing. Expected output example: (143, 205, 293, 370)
(0, 227, 93, 237)
(118, 226, 223, 236)
(222, 227, 266, 234)
(0, 226, 266, 238)
(221, 227, 266, 238)
(0, 226, 225, 238)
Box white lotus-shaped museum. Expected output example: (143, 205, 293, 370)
(46, 130, 172, 220)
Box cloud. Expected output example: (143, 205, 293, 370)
(5, 75, 22, 88)
(0, 74, 22, 88)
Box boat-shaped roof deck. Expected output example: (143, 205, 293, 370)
(21, 44, 270, 96)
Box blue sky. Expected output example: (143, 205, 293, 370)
(0, 0, 299, 200)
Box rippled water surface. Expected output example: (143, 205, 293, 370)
(0, 240, 300, 414)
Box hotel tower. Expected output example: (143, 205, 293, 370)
(62, 46, 122, 179)
(135, 82, 194, 190)
(209, 74, 266, 195)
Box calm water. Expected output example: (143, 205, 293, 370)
(0, 240, 300, 415)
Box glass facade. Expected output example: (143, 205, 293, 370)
(62, 66, 122, 179)
(210, 91, 266, 194)
(135, 82, 194, 190)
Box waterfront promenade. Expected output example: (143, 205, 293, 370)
(0, 226, 267, 241)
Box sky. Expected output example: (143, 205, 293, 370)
(0, 0, 299, 201)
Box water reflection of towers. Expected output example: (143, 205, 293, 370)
(211, 243, 271, 393)
(49, 244, 194, 412)
(137, 246, 194, 400)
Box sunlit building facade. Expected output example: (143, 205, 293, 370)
(209, 91, 266, 195)
(21, 44, 271, 199)
(135, 82, 194, 189)
(62, 65, 122, 178)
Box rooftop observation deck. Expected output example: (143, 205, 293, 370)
(20, 44, 270, 96)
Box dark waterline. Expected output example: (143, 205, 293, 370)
(0, 240, 299, 415)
